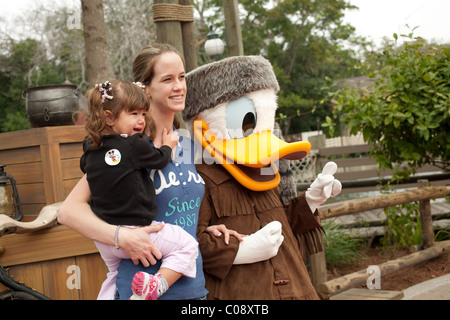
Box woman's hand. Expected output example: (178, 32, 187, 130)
(118, 223, 165, 267)
(206, 224, 246, 244)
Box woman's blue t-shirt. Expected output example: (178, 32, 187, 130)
(115, 134, 208, 300)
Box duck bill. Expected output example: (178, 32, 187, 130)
(193, 119, 311, 191)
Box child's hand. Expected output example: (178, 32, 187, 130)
(206, 224, 246, 245)
(162, 128, 179, 149)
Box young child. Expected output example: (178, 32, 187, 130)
(81, 80, 199, 300)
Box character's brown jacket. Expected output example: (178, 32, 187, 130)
(196, 164, 323, 300)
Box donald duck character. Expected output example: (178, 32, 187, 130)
(183, 55, 341, 300)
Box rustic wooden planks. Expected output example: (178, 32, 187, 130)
(0, 126, 86, 217)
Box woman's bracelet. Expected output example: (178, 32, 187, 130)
(114, 225, 122, 250)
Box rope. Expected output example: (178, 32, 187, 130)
(152, 3, 194, 22)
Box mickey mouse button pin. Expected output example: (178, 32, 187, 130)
(105, 149, 121, 166)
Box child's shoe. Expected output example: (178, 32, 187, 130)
(129, 271, 158, 300)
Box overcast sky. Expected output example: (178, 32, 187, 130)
(1, 0, 450, 46)
(343, 0, 450, 46)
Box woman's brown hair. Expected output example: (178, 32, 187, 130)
(85, 79, 150, 148)
(132, 43, 185, 138)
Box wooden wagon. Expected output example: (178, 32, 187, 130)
(0, 126, 107, 300)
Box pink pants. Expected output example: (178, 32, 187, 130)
(95, 221, 198, 300)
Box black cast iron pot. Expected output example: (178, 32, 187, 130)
(23, 84, 80, 127)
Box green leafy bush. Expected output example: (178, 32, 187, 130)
(381, 202, 422, 248)
(325, 32, 450, 180)
(322, 219, 365, 269)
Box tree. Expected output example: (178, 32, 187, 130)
(237, 0, 367, 134)
(103, 0, 156, 80)
(81, 0, 112, 84)
(326, 32, 450, 179)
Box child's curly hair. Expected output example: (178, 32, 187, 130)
(85, 80, 150, 148)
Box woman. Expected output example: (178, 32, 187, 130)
(58, 43, 239, 300)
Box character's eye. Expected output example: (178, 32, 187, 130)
(226, 97, 257, 139)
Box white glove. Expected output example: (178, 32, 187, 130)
(305, 161, 342, 213)
(233, 221, 284, 265)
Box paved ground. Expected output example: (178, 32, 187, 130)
(401, 274, 450, 300)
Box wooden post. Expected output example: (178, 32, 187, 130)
(81, 0, 111, 84)
(178, 0, 198, 72)
(309, 251, 328, 289)
(418, 180, 435, 248)
(153, 0, 185, 56)
(222, 0, 244, 56)
(152, 0, 197, 71)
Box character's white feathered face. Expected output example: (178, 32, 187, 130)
(194, 89, 277, 140)
(190, 88, 310, 191)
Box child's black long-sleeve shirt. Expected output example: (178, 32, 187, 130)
(80, 134, 172, 226)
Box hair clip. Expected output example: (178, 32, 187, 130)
(95, 81, 113, 102)
(133, 82, 145, 90)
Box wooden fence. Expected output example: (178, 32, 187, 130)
(311, 182, 450, 299)
(294, 143, 450, 196)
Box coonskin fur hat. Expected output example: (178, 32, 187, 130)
(182, 55, 280, 123)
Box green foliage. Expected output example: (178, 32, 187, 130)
(381, 201, 422, 249)
(0, 38, 68, 132)
(322, 219, 366, 269)
(435, 229, 450, 241)
(0, 14, 84, 133)
(326, 32, 450, 179)
(0, 39, 35, 132)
